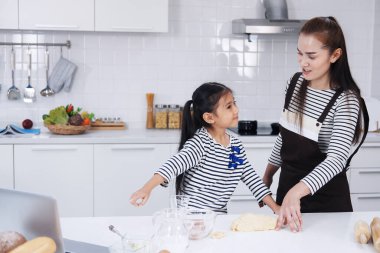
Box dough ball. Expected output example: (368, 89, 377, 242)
(0, 231, 27, 253)
(231, 213, 277, 232)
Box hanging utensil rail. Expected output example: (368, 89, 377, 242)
(0, 40, 71, 48)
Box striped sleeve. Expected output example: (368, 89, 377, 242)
(240, 146, 271, 201)
(155, 135, 205, 186)
(268, 133, 283, 167)
(301, 92, 360, 195)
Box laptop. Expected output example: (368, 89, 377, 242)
(0, 188, 109, 253)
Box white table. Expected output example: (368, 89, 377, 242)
(61, 211, 380, 253)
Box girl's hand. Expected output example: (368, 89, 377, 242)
(273, 204, 281, 215)
(130, 188, 151, 207)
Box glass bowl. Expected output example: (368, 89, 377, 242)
(184, 209, 216, 240)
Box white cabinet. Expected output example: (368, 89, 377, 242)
(19, 0, 94, 31)
(0, 0, 18, 29)
(350, 143, 380, 211)
(0, 145, 14, 189)
(94, 144, 172, 216)
(14, 145, 94, 217)
(228, 143, 278, 214)
(95, 0, 168, 32)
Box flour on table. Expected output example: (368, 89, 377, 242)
(209, 231, 225, 239)
(231, 213, 277, 232)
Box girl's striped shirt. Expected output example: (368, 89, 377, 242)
(156, 127, 271, 214)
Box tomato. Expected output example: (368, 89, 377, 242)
(66, 104, 74, 114)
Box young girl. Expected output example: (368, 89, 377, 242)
(262, 17, 369, 232)
(130, 82, 280, 214)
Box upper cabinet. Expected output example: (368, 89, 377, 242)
(0, 0, 18, 29)
(95, 0, 168, 32)
(19, 0, 94, 31)
(0, 0, 168, 32)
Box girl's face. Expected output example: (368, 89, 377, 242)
(212, 92, 239, 129)
(297, 33, 340, 87)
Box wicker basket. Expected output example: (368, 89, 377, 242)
(46, 124, 90, 135)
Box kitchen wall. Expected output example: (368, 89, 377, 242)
(371, 0, 380, 99)
(0, 0, 376, 129)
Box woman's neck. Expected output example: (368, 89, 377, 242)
(206, 127, 229, 147)
(309, 76, 330, 90)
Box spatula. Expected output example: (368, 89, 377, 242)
(23, 49, 36, 103)
(7, 47, 21, 100)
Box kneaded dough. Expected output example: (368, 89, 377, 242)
(231, 213, 277, 232)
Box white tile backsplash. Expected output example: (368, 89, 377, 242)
(0, 0, 377, 128)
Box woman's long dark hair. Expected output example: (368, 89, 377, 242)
(175, 82, 232, 193)
(296, 16, 362, 144)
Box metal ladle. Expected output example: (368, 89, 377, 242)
(7, 47, 21, 100)
(40, 47, 54, 97)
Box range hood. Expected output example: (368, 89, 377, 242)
(232, 19, 307, 35)
(232, 0, 306, 36)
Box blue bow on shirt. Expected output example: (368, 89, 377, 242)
(228, 146, 243, 169)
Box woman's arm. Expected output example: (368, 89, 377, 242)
(263, 163, 280, 188)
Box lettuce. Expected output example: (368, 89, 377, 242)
(43, 106, 69, 125)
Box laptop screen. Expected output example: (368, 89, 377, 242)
(0, 188, 65, 253)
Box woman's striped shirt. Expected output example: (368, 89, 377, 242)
(156, 127, 271, 214)
(268, 75, 360, 195)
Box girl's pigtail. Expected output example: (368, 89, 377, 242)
(179, 100, 195, 150)
(176, 99, 194, 194)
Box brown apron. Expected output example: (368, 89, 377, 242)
(276, 73, 369, 213)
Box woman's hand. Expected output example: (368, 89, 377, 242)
(130, 188, 151, 207)
(275, 182, 310, 232)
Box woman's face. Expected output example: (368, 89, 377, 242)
(297, 33, 339, 87)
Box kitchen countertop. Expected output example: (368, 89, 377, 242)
(61, 211, 380, 253)
(1, 128, 380, 144)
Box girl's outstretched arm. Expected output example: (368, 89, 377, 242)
(130, 174, 166, 207)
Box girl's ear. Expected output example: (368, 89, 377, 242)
(330, 48, 342, 63)
(202, 112, 215, 124)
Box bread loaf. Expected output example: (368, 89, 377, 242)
(9, 237, 56, 253)
(354, 220, 371, 244)
(371, 217, 380, 253)
(0, 231, 27, 253)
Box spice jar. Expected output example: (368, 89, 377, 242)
(168, 104, 181, 129)
(155, 104, 168, 129)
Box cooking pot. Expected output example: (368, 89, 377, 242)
(238, 120, 257, 135)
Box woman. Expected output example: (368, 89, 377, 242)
(263, 17, 369, 232)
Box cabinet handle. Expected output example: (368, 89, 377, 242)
(111, 146, 155, 151)
(35, 24, 79, 29)
(230, 195, 256, 201)
(358, 170, 380, 174)
(31, 147, 78, 151)
(357, 195, 380, 200)
(111, 26, 153, 31)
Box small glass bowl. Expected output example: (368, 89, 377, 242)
(109, 234, 152, 253)
(184, 209, 216, 240)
